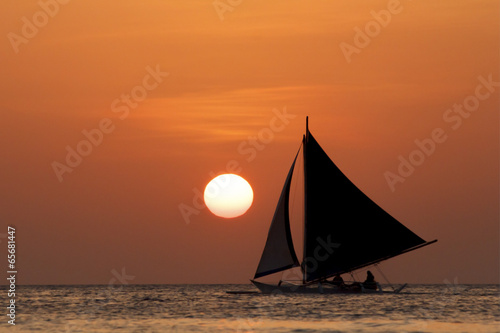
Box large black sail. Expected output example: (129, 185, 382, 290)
(254, 150, 300, 279)
(303, 129, 428, 282)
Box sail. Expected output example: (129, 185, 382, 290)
(303, 130, 427, 282)
(254, 150, 300, 279)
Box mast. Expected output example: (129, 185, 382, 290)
(302, 116, 309, 284)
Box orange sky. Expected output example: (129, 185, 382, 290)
(1, 0, 498, 285)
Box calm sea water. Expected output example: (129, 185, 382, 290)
(2, 284, 498, 332)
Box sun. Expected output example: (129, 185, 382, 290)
(204, 174, 254, 218)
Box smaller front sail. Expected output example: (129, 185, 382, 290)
(254, 150, 300, 279)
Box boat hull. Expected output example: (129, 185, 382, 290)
(250, 280, 385, 294)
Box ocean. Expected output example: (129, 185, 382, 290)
(2, 284, 498, 332)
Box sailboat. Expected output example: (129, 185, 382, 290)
(251, 117, 437, 294)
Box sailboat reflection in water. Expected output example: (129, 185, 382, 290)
(251, 117, 437, 294)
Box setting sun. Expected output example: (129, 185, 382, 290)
(204, 174, 254, 218)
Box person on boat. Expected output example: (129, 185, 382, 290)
(363, 270, 377, 290)
(331, 274, 344, 287)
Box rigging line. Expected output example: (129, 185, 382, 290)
(289, 147, 300, 225)
(374, 264, 395, 291)
(289, 145, 303, 246)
